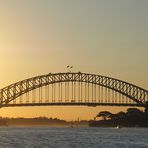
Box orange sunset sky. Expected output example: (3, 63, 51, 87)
(0, 0, 148, 120)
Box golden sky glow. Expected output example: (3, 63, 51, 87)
(0, 0, 148, 120)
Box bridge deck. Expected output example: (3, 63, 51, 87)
(1, 103, 143, 107)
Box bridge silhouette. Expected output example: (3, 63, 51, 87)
(0, 72, 148, 109)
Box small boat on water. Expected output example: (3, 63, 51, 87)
(116, 125, 121, 129)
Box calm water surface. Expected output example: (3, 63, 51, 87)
(0, 127, 148, 148)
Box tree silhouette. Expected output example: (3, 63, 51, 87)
(96, 111, 112, 120)
(111, 111, 126, 120)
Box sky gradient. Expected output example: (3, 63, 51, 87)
(0, 0, 148, 120)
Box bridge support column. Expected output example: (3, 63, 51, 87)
(144, 101, 148, 114)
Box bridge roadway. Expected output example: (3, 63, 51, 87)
(2, 102, 142, 108)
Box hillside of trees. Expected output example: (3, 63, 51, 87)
(0, 117, 88, 127)
(89, 108, 148, 127)
(0, 117, 67, 126)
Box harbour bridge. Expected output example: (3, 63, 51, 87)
(0, 72, 148, 109)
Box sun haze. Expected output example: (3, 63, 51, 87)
(0, 0, 148, 120)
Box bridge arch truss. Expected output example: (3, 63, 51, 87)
(0, 72, 147, 108)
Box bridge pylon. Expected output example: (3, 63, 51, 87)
(145, 101, 148, 113)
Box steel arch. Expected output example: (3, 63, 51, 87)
(0, 72, 147, 107)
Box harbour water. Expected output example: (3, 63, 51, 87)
(0, 127, 148, 148)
